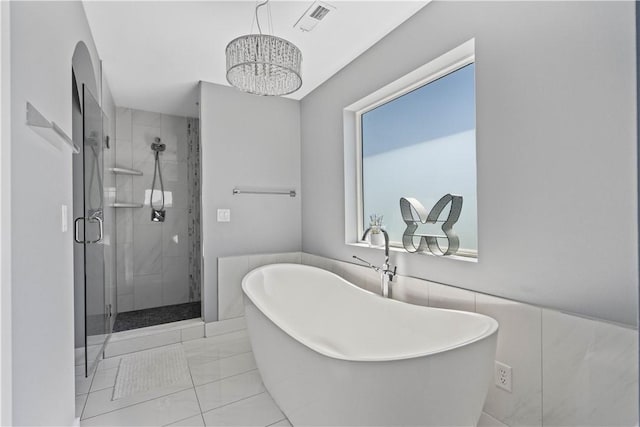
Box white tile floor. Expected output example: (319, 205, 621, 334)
(77, 329, 291, 427)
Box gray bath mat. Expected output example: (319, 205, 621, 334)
(112, 344, 190, 400)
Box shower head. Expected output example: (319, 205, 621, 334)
(151, 137, 166, 152)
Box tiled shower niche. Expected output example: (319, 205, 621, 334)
(115, 107, 201, 312)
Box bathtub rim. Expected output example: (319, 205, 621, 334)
(242, 263, 498, 362)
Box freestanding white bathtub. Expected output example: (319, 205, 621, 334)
(242, 263, 498, 426)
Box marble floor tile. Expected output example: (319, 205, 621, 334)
(76, 393, 88, 419)
(202, 392, 284, 426)
(97, 356, 122, 371)
(195, 370, 265, 412)
(267, 419, 291, 427)
(166, 414, 206, 426)
(76, 372, 95, 395)
(90, 367, 118, 392)
(189, 352, 257, 386)
(82, 378, 192, 419)
(81, 389, 200, 426)
(183, 332, 252, 366)
(477, 411, 508, 427)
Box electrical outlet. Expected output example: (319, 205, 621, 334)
(494, 361, 512, 392)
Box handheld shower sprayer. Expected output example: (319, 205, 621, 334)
(150, 137, 166, 222)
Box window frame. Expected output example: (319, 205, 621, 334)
(343, 39, 477, 259)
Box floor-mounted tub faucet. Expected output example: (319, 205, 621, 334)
(353, 227, 397, 298)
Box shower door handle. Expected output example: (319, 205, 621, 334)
(74, 217, 84, 243)
(86, 216, 103, 244)
(74, 216, 103, 244)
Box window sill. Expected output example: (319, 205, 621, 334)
(346, 242, 478, 263)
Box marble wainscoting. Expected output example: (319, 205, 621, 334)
(217, 252, 302, 321)
(217, 251, 638, 427)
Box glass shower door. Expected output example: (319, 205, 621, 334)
(81, 84, 107, 374)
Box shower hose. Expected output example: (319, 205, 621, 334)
(150, 149, 165, 212)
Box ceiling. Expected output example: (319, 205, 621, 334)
(83, 1, 429, 117)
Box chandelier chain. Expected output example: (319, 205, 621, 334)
(255, 0, 269, 35)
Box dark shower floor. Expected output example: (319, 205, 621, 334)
(112, 302, 201, 332)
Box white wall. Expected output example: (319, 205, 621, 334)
(102, 75, 117, 333)
(9, 2, 112, 425)
(301, 1, 638, 326)
(0, 2, 11, 423)
(200, 82, 301, 322)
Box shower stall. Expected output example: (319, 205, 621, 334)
(112, 108, 201, 332)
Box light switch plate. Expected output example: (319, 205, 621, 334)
(61, 204, 68, 232)
(217, 209, 231, 222)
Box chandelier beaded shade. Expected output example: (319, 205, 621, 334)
(225, 1, 302, 96)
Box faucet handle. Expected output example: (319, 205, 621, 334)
(389, 266, 397, 281)
(352, 255, 380, 272)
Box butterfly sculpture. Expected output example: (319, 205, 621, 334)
(399, 194, 463, 256)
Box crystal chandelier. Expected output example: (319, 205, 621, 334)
(226, 0, 302, 96)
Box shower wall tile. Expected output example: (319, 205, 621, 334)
(476, 294, 542, 427)
(160, 119, 179, 159)
(116, 294, 133, 313)
(161, 115, 187, 162)
(116, 208, 133, 245)
(116, 108, 132, 141)
(115, 138, 133, 167)
(116, 108, 198, 313)
(218, 256, 250, 321)
(133, 224, 163, 276)
(162, 208, 188, 257)
(132, 126, 162, 168)
(133, 274, 163, 310)
(116, 175, 133, 203)
(164, 179, 188, 209)
(428, 282, 476, 312)
(116, 242, 133, 290)
(542, 309, 638, 427)
(162, 160, 179, 182)
(132, 109, 161, 127)
(162, 256, 189, 305)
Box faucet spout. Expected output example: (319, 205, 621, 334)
(362, 227, 390, 260)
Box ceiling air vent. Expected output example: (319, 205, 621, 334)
(294, 1, 336, 32)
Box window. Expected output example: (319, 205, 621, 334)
(352, 43, 477, 257)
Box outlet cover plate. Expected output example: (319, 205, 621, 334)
(495, 360, 512, 392)
(217, 208, 231, 222)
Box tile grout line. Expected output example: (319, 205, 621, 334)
(188, 352, 255, 384)
(82, 336, 253, 422)
(80, 386, 194, 421)
(266, 418, 287, 427)
(193, 367, 260, 390)
(77, 365, 99, 419)
(185, 348, 253, 368)
(183, 341, 208, 426)
(199, 390, 267, 418)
